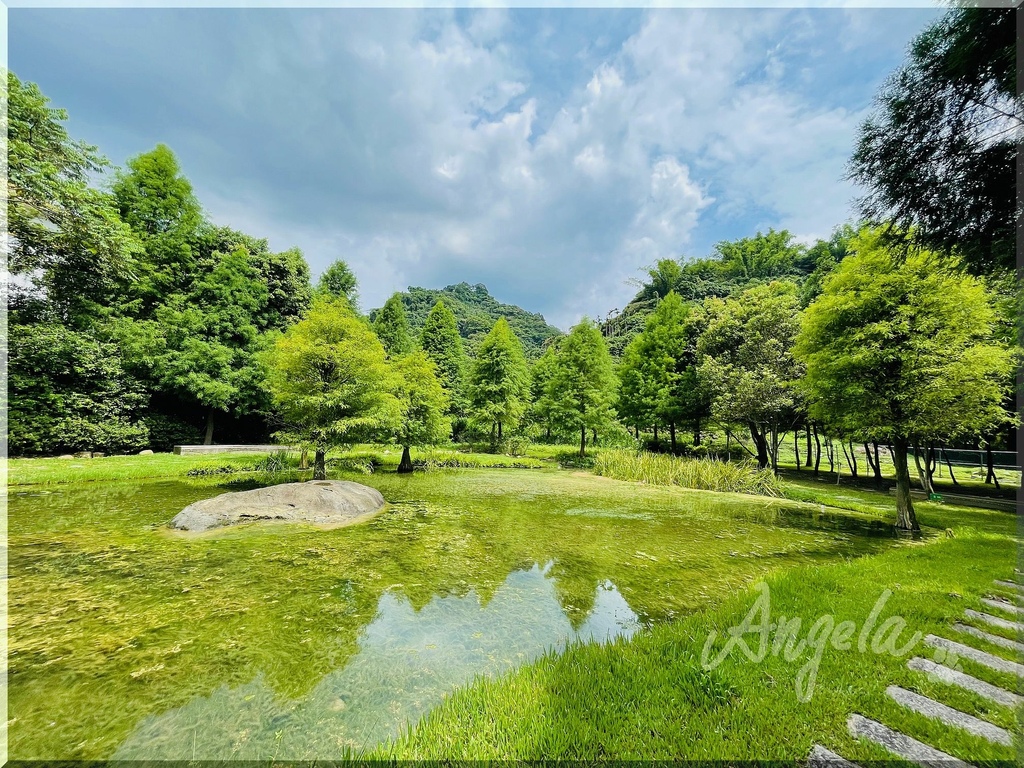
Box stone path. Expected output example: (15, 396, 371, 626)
(809, 577, 1022, 767)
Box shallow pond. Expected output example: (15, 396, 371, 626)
(8, 468, 903, 759)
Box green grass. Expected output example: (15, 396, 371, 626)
(593, 449, 783, 497)
(377, 510, 1021, 761)
(9, 469, 918, 760)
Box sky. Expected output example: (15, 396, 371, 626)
(10, 7, 940, 329)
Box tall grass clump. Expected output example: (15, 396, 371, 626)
(593, 449, 782, 497)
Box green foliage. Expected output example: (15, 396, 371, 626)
(593, 450, 783, 497)
(7, 72, 142, 326)
(469, 318, 531, 441)
(317, 260, 360, 307)
(393, 351, 451, 450)
(799, 225, 856, 307)
(250, 246, 313, 332)
(8, 324, 149, 455)
(616, 293, 709, 440)
(527, 343, 563, 439)
(795, 229, 1015, 446)
(714, 229, 808, 282)
(697, 282, 803, 466)
(263, 296, 401, 453)
(395, 283, 561, 358)
(849, 7, 1017, 274)
(548, 319, 618, 455)
(420, 300, 469, 418)
(373, 293, 415, 356)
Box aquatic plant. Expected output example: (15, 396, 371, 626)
(593, 449, 783, 497)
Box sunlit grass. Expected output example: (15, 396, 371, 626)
(593, 449, 783, 497)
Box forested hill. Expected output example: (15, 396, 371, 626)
(375, 282, 562, 358)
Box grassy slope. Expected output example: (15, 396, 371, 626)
(377, 486, 1021, 761)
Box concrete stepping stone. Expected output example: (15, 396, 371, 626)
(993, 580, 1024, 594)
(847, 714, 973, 767)
(963, 608, 1023, 633)
(808, 744, 861, 768)
(908, 657, 1022, 708)
(923, 634, 1024, 677)
(953, 623, 1024, 654)
(980, 597, 1023, 617)
(885, 685, 1012, 746)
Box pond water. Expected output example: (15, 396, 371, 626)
(8, 469, 903, 760)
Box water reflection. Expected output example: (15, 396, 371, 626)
(114, 563, 641, 760)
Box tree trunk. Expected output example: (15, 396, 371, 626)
(824, 437, 834, 473)
(498, 421, 503, 440)
(669, 422, 677, 454)
(397, 445, 414, 473)
(313, 449, 327, 481)
(892, 438, 919, 532)
(653, 425, 658, 447)
(546, 426, 551, 441)
(812, 425, 821, 477)
(913, 444, 928, 490)
(203, 407, 215, 446)
(693, 418, 701, 447)
(579, 424, 587, 459)
(490, 422, 497, 450)
(984, 442, 1000, 488)
(300, 448, 309, 470)
(749, 424, 769, 469)
(805, 424, 812, 470)
(841, 440, 858, 478)
(592, 428, 597, 446)
(794, 430, 801, 469)
(870, 442, 883, 488)
(941, 449, 959, 486)
(770, 427, 780, 475)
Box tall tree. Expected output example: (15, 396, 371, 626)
(548, 319, 618, 458)
(420, 300, 468, 424)
(373, 294, 415, 356)
(263, 296, 400, 479)
(7, 72, 141, 326)
(392, 351, 450, 472)
(111, 144, 204, 315)
(715, 229, 806, 282)
(317, 260, 360, 308)
(848, 7, 1018, 275)
(114, 247, 269, 445)
(795, 228, 1015, 531)
(528, 342, 562, 441)
(697, 282, 803, 470)
(469, 318, 530, 446)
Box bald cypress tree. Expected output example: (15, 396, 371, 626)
(470, 318, 530, 448)
(373, 293, 414, 357)
(420, 300, 468, 425)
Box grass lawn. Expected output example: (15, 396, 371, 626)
(378, 497, 1021, 761)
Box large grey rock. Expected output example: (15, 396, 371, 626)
(171, 480, 385, 532)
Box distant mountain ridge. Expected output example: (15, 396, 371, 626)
(372, 282, 562, 358)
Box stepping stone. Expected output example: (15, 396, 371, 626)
(924, 634, 1024, 677)
(885, 685, 1012, 746)
(993, 580, 1024, 594)
(847, 714, 973, 767)
(908, 657, 1022, 708)
(953, 623, 1024, 654)
(963, 608, 1023, 633)
(808, 744, 861, 768)
(980, 597, 1023, 617)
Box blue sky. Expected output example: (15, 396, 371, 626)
(11, 8, 939, 329)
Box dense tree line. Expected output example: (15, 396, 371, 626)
(7, 7, 1018, 532)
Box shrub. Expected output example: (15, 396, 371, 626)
(593, 449, 782, 497)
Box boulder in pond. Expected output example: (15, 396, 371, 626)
(171, 480, 385, 532)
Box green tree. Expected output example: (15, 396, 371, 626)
(795, 228, 1015, 531)
(114, 247, 269, 444)
(317, 260, 360, 308)
(420, 300, 468, 424)
(7, 72, 141, 326)
(469, 318, 530, 447)
(715, 229, 806, 282)
(112, 144, 204, 315)
(373, 294, 415, 356)
(548, 319, 617, 458)
(528, 343, 562, 441)
(263, 296, 401, 479)
(697, 282, 803, 471)
(8, 323, 149, 456)
(799, 225, 856, 307)
(393, 351, 450, 472)
(848, 8, 1018, 275)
